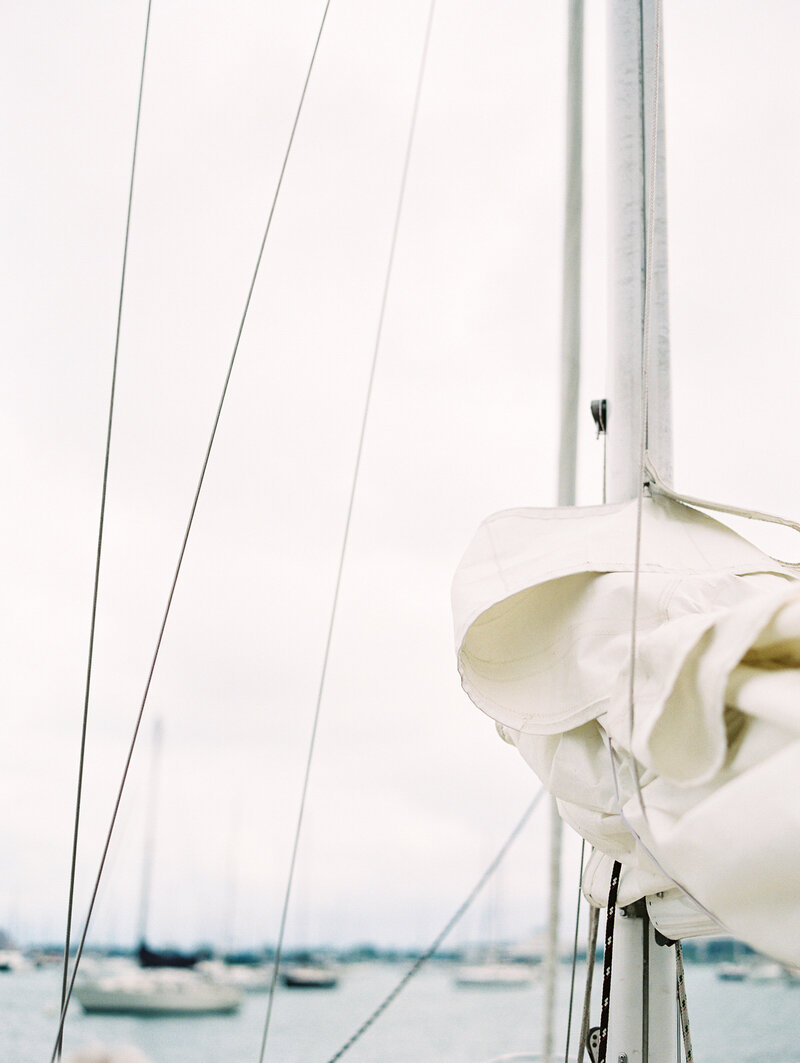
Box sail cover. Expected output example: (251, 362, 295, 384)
(452, 494, 800, 966)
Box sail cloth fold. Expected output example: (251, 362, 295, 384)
(452, 494, 800, 966)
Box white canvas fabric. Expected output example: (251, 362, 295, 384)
(453, 494, 800, 965)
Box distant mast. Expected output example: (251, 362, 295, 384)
(543, 3, 584, 1062)
(605, 2, 676, 1063)
(137, 718, 163, 948)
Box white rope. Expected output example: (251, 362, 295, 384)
(646, 456, 800, 563)
(675, 942, 694, 1063)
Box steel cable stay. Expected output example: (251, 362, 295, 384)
(576, 904, 599, 1063)
(56, 2, 153, 1058)
(257, 2, 437, 1058)
(321, 789, 546, 1063)
(50, 1, 334, 1055)
(626, 0, 664, 825)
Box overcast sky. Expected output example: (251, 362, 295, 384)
(2, 1, 798, 952)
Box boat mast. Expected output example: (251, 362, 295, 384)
(543, 3, 584, 1061)
(137, 718, 163, 948)
(604, 2, 676, 1062)
(606, 0, 672, 500)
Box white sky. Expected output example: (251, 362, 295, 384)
(2, 1, 798, 952)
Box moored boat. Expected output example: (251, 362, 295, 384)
(73, 967, 241, 1016)
(454, 963, 537, 989)
(280, 964, 339, 990)
(716, 964, 750, 983)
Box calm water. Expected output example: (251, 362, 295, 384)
(4, 962, 799, 1063)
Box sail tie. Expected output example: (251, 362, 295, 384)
(646, 456, 800, 562)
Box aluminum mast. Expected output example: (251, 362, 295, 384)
(604, 2, 676, 1062)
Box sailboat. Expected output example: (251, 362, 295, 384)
(454, 962, 537, 990)
(73, 722, 241, 1016)
(5, 0, 798, 1060)
(453, 1, 800, 1061)
(280, 960, 339, 989)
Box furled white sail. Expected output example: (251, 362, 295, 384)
(453, 494, 800, 966)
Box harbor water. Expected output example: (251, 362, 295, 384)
(3, 961, 799, 1063)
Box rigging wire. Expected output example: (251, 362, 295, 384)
(625, 0, 663, 826)
(645, 455, 800, 558)
(49, 3, 333, 1055)
(576, 904, 600, 1063)
(256, 3, 438, 1059)
(322, 790, 546, 1063)
(562, 839, 587, 1063)
(56, 1, 153, 1056)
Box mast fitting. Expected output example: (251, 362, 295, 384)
(591, 398, 608, 437)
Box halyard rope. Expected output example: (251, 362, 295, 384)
(257, 2, 438, 1059)
(57, 1, 153, 1056)
(50, 3, 333, 1055)
(675, 942, 694, 1063)
(322, 790, 545, 1063)
(627, 0, 663, 824)
(646, 455, 800, 558)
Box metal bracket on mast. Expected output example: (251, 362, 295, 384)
(591, 399, 608, 437)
